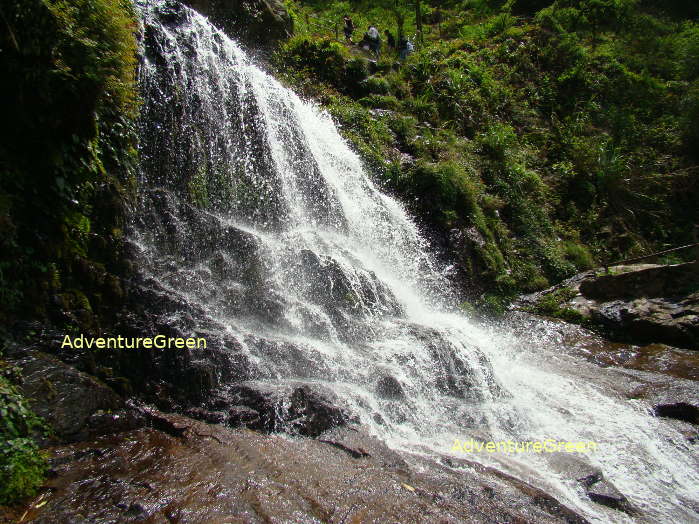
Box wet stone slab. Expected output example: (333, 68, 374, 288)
(13, 412, 592, 524)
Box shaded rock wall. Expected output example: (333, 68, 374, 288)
(182, 0, 292, 48)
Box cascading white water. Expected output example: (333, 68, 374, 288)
(134, 2, 699, 522)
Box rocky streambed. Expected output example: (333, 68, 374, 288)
(2, 306, 698, 523)
(4, 411, 591, 524)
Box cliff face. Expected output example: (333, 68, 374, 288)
(0, 0, 140, 504)
(182, 0, 293, 48)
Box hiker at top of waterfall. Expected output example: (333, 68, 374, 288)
(398, 36, 414, 60)
(343, 15, 354, 42)
(366, 25, 381, 57)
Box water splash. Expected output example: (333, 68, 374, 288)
(134, 2, 699, 522)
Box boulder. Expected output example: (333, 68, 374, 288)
(376, 375, 405, 400)
(225, 381, 354, 436)
(579, 261, 699, 301)
(653, 402, 699, 425)
(517, 262, 699, 350)
(586, 480, 631, 512)
(10, 350, 136, 442)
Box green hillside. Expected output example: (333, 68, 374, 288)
(274, 0, 699, 310)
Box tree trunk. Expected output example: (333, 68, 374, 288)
(415, 0, 423, 45)
(394, 0, 405, 40)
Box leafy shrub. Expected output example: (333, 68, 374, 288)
(345, 57, 370, 85)
(387, 115, 418, 143)
(535, 5, 583, 33)
(278, 36, 349, 84)
(400, 96, 439, 122)
(486, 12, 517, 37)
(362, 76, 391, 95)
(531, 286, 587, 323)
(478, 123, 517, 161)
(563, 241, 596, 269)
(0, 363, 48, 505)
(0, 438, 47, 505)
(384, 71, 411, 99)
(396, 161, 486, 229)
(676, 23, 699, 81)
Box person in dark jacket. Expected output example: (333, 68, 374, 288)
(343, 15, 354, 43)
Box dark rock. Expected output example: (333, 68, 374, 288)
(139, 405, 190, 437)
(87, 408, 146, 435)
(318, 439, 370, 458)
(287, 385, 352, 438)
(298, 249, 402, 319)
(185, 407, 229, 424)
(182, 0, 293, 49)
(227, 382, 353, 436)
(227, 405, 261, 427)
(654, 402, 699, 425)
(125, 502, 147, 518)
(576, 469, 603, 488)
(586, 480, 631, 512)
(517, 262, 699, 350)
(13, 350, 126, 442)
(579, 261, 699, 301)
(376, 375, 405, 400)
(548, 454, 603, 489)
(545, 453, 633, 514)
(318, 427, 408, 469)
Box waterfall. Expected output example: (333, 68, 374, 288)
(133, 1, 698, 522)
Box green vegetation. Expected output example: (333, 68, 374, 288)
(273, 0, 699, 307)
(0, 0, 137, 502)
(0, 0, 139, 325)
(528, 286, 587, 323)
(0, 355, 47, 505)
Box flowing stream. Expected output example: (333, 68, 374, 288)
(133, 1, 699, 522)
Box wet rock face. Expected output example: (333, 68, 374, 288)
(376, 375, 405, 400)
(220, 382, 354, 437)
(579, 262, 699, 301)
(409, 323, 502, 400)
(298, 249, 403, 320)
(182, 0, 292, 49)
(15, 414, 590, 524)
(586, 480, 631, 513)
(654, 402, 699, 425)
(590, 293, 699, 350)
(9, 350, 134, 443)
